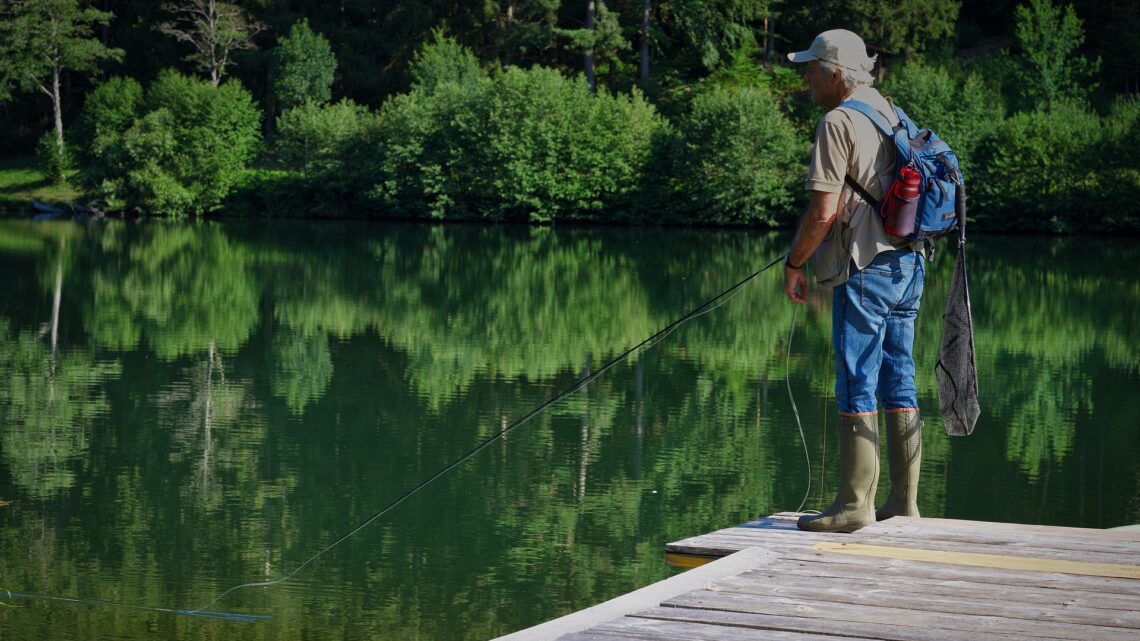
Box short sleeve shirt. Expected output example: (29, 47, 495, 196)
(806, 86, 923, 280)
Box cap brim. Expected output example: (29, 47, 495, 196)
(787, 50, 818, 63)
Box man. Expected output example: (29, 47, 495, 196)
(783, 30, 927, 533)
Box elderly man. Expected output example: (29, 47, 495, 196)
(783, 30, 927, 533)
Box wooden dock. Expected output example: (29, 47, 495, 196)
(496, 513, 1140, 641)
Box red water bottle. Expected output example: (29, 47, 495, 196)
(883, 165, 922, 236)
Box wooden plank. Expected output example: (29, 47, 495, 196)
(670, 531, 1140, 566)
(867, 520, 1140, 556)
(777, 549, 1140, 597)
(708, 572, 1140, 629)
(571, 617, 880, 641)
(813, 542, 1140, 579)
(870, 516, 1140, 542)
(666, 590, 1140, 641)
(741, 560, 1140, 611)
(632, 606, 1073, 641)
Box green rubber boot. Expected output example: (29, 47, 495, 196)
(876, 410, 922, 521)
(798, 413, 879, 533)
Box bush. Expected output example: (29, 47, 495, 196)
(276, 99, 375, 175)
(77, 71, 262, 215)
(369, 36, 668, 222)
(480, 66, 667, 221)
(668, 85, 804, 225)
(73, 76, 144, 185)
(970, 101, 1102, 232)
(882, 61, 1004, 175)
(36, 131, 72, 183)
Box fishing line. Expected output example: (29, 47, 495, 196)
(7, 250, 797, 621)
(0, 590, 269, 621)
(784, 302, 814, 514)
(186, 250, 791, 615)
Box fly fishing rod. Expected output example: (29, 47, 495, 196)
(185, 250, 797, 615)
(7, 249, 813, 620)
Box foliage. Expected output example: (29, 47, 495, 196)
(0, 0, 122, 102)
(669, 85, 804, 224)
(478, 66, 666, 221)
(77, 70, 262, 216)
(0, 0, 122, 172)
(882, 61, 1005, 174)
(970, 100, 1103, 232)
(275, 99, 375, 176)
(371, 36, 667, 222)
(1012, 0, 1099, 109)
(272, 18, 337, 112)
(781, 0, 960, 59)
(156, 0, 264, 86)
(35, 130, 72, 184)
(409, 28, 489, 92)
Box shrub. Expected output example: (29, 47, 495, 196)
(668, 85, 804, 225)
(970, 100, 1102, 232)
(276, 99, 375, 175)
(370, 36, 668, 222)
(481, 66, 667, 221)
(73, 76, 144, 186)
(36, 131, 72, 183)
(77, 70, 262, 215)
(882, 61, 1004, 175)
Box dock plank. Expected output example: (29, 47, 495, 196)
(496, 515, 1140, 641)
(666, 589, 1140, 641)
(632, 606, 1071, 641)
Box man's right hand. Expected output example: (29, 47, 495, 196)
(784, 265, 808, 304)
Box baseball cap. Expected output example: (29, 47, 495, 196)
(786, 29, 873, 72)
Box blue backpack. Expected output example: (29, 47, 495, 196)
(840, 99, 962, 240)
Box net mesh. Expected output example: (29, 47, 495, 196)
(935, 243, 980, 436)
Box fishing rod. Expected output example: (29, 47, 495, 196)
(7, 249, 816, 620)
(185, 249, 794, 615)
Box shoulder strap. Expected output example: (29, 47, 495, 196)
(837, 99, 895, 207)
(838, 100, 895, 138)
(844, 175, 880, 206)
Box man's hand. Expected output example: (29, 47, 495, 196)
(782, 190, 839, 304)
(784, 265, 808, 303)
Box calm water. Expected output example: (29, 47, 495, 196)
(0, 219, 1137, 640)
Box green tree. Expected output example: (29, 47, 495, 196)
(272, 18, 337, 112)
(669, 85, 803, 224)
(0, 0, 122, 181)
(1013, 0, 1100, 109)
(77, 70, 262, 215)
(156, 0, 264, 87)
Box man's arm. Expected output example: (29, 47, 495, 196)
(784, 190, 839, 304)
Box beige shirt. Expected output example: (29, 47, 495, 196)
(807, 85, 923, 287)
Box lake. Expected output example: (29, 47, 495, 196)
(1, 218, 1137, 640)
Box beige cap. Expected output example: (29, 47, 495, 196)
(786, 29, 873, 71)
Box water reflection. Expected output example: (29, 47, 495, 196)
(0, 219, 1137, 640)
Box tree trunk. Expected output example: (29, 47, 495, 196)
(639, 0, 650, 88)
(503, 1, 515, 68)
(585, 0, 596, 92)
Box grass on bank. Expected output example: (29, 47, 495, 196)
(0, 156, 82, 210)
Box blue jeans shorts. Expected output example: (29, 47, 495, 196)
(832, 249, 925, 415)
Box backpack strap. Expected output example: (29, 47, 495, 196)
(838, 99, 896, 138)
(844, 174, 881, 206)
(837, 99, 897, 207)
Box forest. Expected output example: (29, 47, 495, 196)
(1, 0, 1138, 231)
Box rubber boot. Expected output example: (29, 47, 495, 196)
(798, 413, 879, 533)
(876, 410, 922, 521)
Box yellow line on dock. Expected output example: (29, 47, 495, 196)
(812, 542, 1140, 579)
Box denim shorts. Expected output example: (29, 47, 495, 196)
(832, 249, 925, 414)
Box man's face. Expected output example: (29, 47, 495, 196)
(802, 60, 842, 108)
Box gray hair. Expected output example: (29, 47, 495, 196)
(818, 56, 877, 89)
